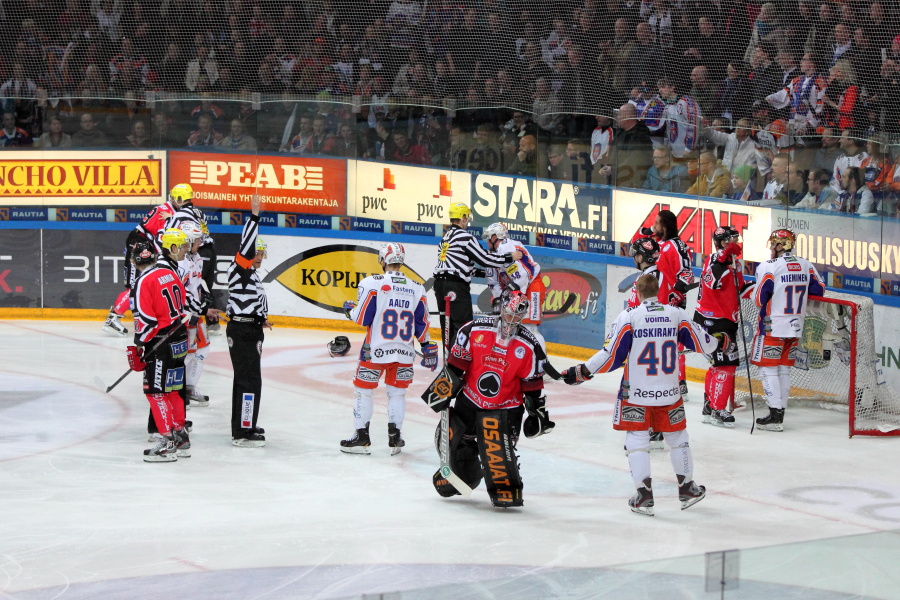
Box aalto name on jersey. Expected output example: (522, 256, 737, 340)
(388, 298, 411, 308)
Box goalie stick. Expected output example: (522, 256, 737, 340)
(93, 314, 191, 394)
(437, 292, 473, 498)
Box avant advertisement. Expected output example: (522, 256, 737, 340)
(347, 161, 471, 224)
(470, 175, 612, 240)
(0, 151, 163, 206)
(169, 150, 347, 215)
(612, 190, 772, 263)
(772, 209, 900, 281)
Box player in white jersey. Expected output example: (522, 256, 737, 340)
(482, 223, 546, 344)
(751, 228, 826, 431)
(177, 220, 219, 407)
(562, 274, 719, 516)
(341, 243, 437, 455)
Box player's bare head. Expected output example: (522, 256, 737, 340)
(378, 242, 405, 270)
(767, 227, 796, 257)
(497, 290, 529, 344)
(482, 222, 509, 251)
(654, 209, 678, 240)
(636, 273, 660, 302)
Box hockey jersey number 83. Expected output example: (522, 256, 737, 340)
(350, 272, 429, 364)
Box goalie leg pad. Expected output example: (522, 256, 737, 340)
(432, 406, 483, 497)
(476, 407, 525, 508)
(421, 364, 463, 412)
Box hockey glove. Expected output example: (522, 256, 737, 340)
(523, 394, 555, 438)
(361, 342, 372, 362)
(562, 364, 592, 385)
(126, 345, 146, 372)
(472, 268, 487, 279)
(422, 364, 463, 412)
(420, 341, 439, 371)
(667, 290, 686, 307)
(342, 300, 357, 320)
(716, 242, 742, 263)
(640, 226, 654, 237)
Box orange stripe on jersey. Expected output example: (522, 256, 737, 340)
(356, 290, 378, 326)
(597, 323, 632, 373)
(678, 322, 703, 350)
(755, 274, 774, 307)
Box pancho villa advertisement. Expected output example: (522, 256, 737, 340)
(0, 151, 163, 205)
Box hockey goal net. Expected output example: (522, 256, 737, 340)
(734, 291, 900, 437)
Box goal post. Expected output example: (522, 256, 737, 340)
(734, 290, 900, 437)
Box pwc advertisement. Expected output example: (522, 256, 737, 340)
(168, 151, 347, 215)
(0, 151, 163, 205)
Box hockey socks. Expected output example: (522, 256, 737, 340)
(167, 391, 186, 429)
(705, 366, 736, 411)
(147, 393, 172, 436)
(352, 388, 374, 430)
(113, 290, 130, 316)
(625, 431, 651, 488)
(385, 385, 406, 431)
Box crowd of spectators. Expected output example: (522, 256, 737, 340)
(1, 0, 900, 214)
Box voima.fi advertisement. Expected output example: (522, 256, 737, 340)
(612, 190, 772, 263)
(470, 175, 612, 240)
(168, 151, 347, 215)
(347, 161, 472, 224)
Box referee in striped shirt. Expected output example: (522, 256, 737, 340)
(434, 203, 521, 347)
(226, 194, 271, 448)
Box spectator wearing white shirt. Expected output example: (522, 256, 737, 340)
(795, 169, 839, 209)
(185, 47, 219, 92)
(703, 118, 758, 174)
(830, 129, 868, 192)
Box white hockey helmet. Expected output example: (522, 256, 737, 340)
(481, 222, 509, 241)
(178, 220, 203, 242)
(378, 242, 406, 266)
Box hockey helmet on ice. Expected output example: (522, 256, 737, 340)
(378, 242, 406, 266)
(712, 225, 740, 249)
(131, 240, 156, 266)
(629, 237, 660, 266)
(327, 335, 352, 357)
(767, 228, 796, 252)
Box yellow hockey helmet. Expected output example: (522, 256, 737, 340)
(448, 202, 472, 221)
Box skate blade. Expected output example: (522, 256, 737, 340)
(630, 505, 655, 516)
(143, 454, 178, 463)
(701, 415, 712, 424)
(711, 420, 736, 428)
(390, 446, 402, 456)
(190, 399, 209, 407)
(233, 439, 266, 448)
(340, 445, 371, 455)
(680, 494, 706, 510)
(176, 448, 191, 458)
(757, 423, 784, 432)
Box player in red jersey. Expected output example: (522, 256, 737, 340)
(127, 227, 191, 462)
(103, 184, 194, 336)
(653, 209, 694, 401)
(626, 237, 661, 308)
(429, 291, 554, 508)
(694, 226, 744, 427)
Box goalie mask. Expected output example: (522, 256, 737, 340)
(327, 335, 351, 357)
(629, 237, 660, 267)
(767, 228, 796, 253)
(496, 290, 529, 345)
(712, 226, 740, 249)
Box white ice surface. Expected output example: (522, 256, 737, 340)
(1, 320, 899, 599)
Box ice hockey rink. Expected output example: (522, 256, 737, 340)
(2, 319, 899, 599)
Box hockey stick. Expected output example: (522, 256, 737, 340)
(93, 315, 190, 394)
(437, 292, 473, 498)
(735, 277, 757, 434)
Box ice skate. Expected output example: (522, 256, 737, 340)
(756, 407, 785, 431)
(184, 420, 193, 433)
(340, 423, 371, 455)
(649, 430, 665, 451)
(102, 307, 128, 336)
(251, 426, 265, 435)
(388, 423, 405, 456)
(678, 477, 706, 510)
(143, 434, 177, 463)
(701, 399, 712, 424)
(232, 432, 266, 448)
(186, 386, 209, 407)
(173, 428, 191, 458)
(679, 379, 690, 403)
(629, 478, 654, 516)
(711, 409, 736, 428)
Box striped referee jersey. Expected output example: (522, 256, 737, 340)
(226, 215, 268, 319)
(433, 225, 511, 283)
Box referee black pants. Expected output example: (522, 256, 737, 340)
(434, 279, 472, 354)
(227, 320, 265, 438)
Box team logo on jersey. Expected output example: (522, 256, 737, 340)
(787, 262, 802, 271)
(483, 355, 509, 370)
(266, 244, 426, 313)
(474, 334, 484, 344)
(374, 348, 384, 358)
(476, 372, 502, 397)
(514, 346, 526, 359)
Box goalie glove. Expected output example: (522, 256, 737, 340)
(126, 345, 146, 372)
(420, 341, 439, 371)
(562, 363, 593, 385)
(421, 364, 463, 412)
(342, 300, 356, 320)
(523, 393, 555, 438)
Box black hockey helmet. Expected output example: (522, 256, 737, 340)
(132, 240, 156, 266)
(629, 237, 660, 266)
(712, 225, 740, 249)
(327, 335, 351, 357)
